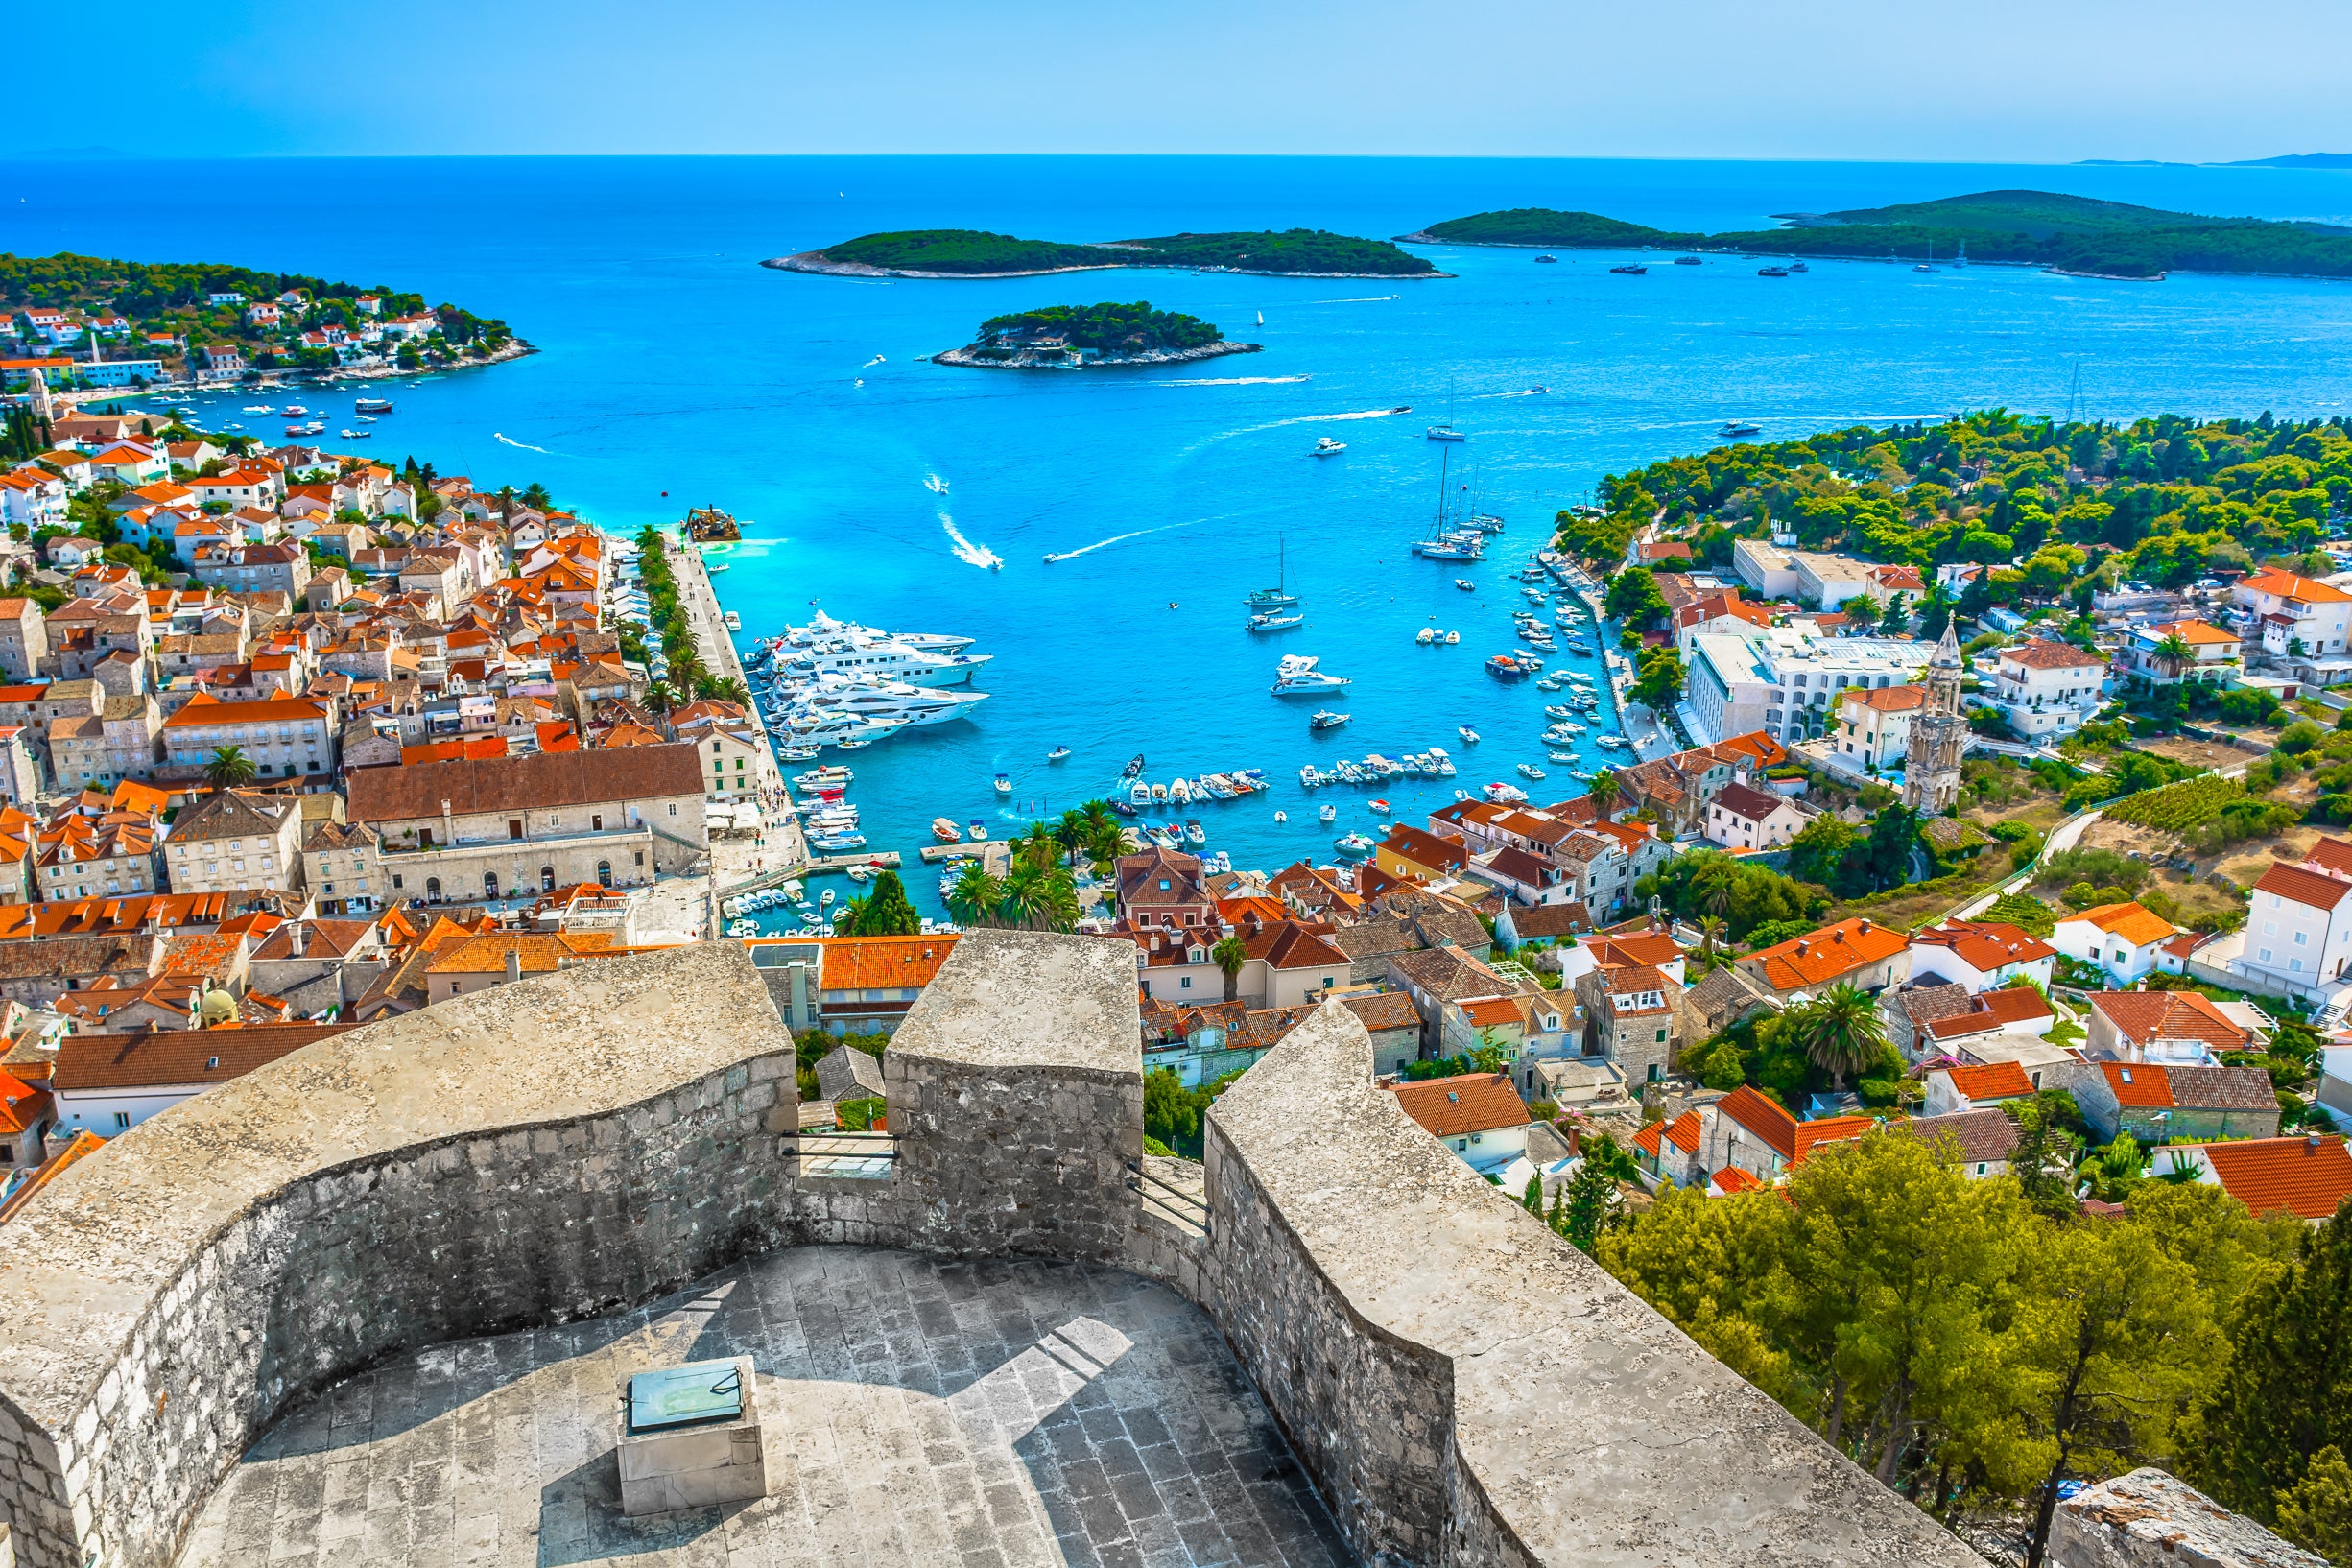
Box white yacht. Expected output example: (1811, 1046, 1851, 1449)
(779, 631, 992, 686)
(777, 676, 988, 730)
(780, 610, 975, 655)
(1271, 653, 1352, 697)
(1313, 437, 1346, 457)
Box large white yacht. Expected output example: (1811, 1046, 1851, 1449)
(775, 675, 990, 730)
(1271, 653, 1352, 697)
(779, 611, 974, 655)
(780, 631, 992, 686)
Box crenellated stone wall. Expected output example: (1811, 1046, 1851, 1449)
(0, 944, 799, 1568)
(0, 931, 1986, 1568)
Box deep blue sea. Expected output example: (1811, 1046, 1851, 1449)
(11, 154, 2352, 915)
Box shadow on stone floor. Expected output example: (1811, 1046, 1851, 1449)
(182, 1247, 1351, 1568)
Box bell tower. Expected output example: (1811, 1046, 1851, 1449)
(1904, 619, 1968, 814)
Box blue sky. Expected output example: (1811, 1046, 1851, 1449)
(46, 0, 2352, 162)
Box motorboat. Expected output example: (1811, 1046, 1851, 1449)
(1047, 745, 1071, 762)
(1789, 261, 1809, 273)
(1757, 266, 1790, 277)
(354, 396, 392, 414)
(1719, 420, 1762, 438)
(1185, 819, 1206, 844)
(242, 404, 273, 414)
(1319, 803, 1337, 823)
(1271, 653, 1351, 696)
(1247, 610, 1305, 632)
(723, 611, 743, 631)
(1518, 763, 1546, 781)
(1545, 704, 1575, 720)
(1455, 579, 1476, 591)
(1310, 710, 1349, 730)
(1151, 782, 1170, 803)
(993, 772, 1012, 795)
(776, 629, 992, 686)
(1482, 782, 1529, 804)
(1367, 799, 1390, 815)
(1130, 780, 1153, 806)
(1334, 832, 1376, 855)
(1170, 778, 1191, 805)
(1425, 424, 1465, 442)
(1534, 254, 1557, 263)
(1675, 255, 1703, 266)
(1609, 264, 1647, 275)
(1313, 437, 1346, 457)
(820, 890, 838, 907)
(1548, 750, 1579, 764)
(1444, 631, 1460, 645)
(1416, 627, 1435, 646)
(932, 817, 962, 843)
(969, 820, 988, 840)
(1485, 654, 1532, 680)
(281, 405, 309, 416)
(1122, 753, 1147, 779)
(1458, 725, 1480, 744)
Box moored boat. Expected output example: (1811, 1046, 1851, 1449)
(993, 772, 1012, 795)
(932, 817, 962, 843)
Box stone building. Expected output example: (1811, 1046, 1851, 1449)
(1573, 962, 1685, 1085)
(0, 597, 49, 683)
(159, 693, 337, 782)
(344, 744, 708, 903)
(45, 695, 163, 792)
(1903, 618, 1968, 814)
(162, 790, 306, 895)
(301, 819, 384, 914)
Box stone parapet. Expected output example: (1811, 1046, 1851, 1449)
(1200, 1000, 1984, 1568)
(0, 944, 796, 1568)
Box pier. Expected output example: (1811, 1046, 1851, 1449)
(801, 850, 904, 875)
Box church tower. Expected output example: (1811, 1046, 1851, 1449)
(1904, 618, 1968, 815)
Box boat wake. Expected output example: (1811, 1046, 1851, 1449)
(1042, 519, 1195, 562)
(863, 354, 886, 368)
(493, 432, 554, 453)
(939, 515, 1002, 570)
(1470, 386, 1550, 399)
(1298, 295, 1401, 305)
(923, 473, 949, 494)
(1154, 374, 1313, 387)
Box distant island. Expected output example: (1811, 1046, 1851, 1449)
(933, 301, 1258, 369)
(768, 227, 1443, 279)
(0, 250, 523, 388)
(1401, 189, 2352, 280)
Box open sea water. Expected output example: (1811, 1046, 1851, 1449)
(11, 154, 2352, 916)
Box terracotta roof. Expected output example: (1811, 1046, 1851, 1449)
(1923, 986, 2055, 1041)
(0, 1068, 49, 1135)
(2305, 837, 2352, 878)
(1587, 932, 1683, 971)
(1893, 1109, 2022, 1166)
(1715, 1084, 1799, 1161)
(1342, 991, 1423, 1034)
(1935, 1060, 2036, 1102)
(51, 1021, 356, 1091)
(2252, 861, 2352, 913)
(1713, 782, 1790, 823)
(423, 932, 613, 976)
(0, 1129, 105, 1224)
(2000, 639, 2107, 671)
(1712, 1165, 1765, 1194)
(1746, 916, 1909, 990)
(2240, 567, 2352, 605)
(1387, 1072, 1531, 1139)
(347, 744, 703, 821)
(818, 935, 960, 989)
(1793, 1115, 1875, 1162)
(1458, 994, 1528, 1029)
(1389, 945, 1510, 1004)
(160, 692, 329, 728)
(1380, 823, 1467, 872)
(2194, 1136, 2352, 1221)
(2064, 902, 2183, 945)
(1914, 919, 2055, 971)
(1244, 921, 1350, 973)
(2098, 1061, 2274, 1111)
(1843, 684, 1926, 712)
(2147, 619, 2237, 646)
(2089, 990, 2249, 1054)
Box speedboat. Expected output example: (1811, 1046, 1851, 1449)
(1310, 710, 1349, 730)
(1719, 420, 1762, 438)
(281, 405, 309, 416)
(1185, 819, 1205, 844)
(969, 820, 988, 840)
(1482, 782, 1529, 804)
(1334, 832, 1376, 855)
(1675, 255, 1703, 266)
(1425, 424, 1465, 442)
(338, 429, 371, 439)
(1518, 763, 1546, 781)
(1757, 266, 1790, 277)
(1548, 750, 1579, 764)
(1247, 610, 1305, 632)
(933, 817, 962, 843)
(1609, 264, 1647, 275)
(1047, 745, 1071, 762)
(1271, 653, 1351, 697)
(1789, 261, 1809, 273)
(1485, 654, 1531, 680)
(1459, 725, 1480, 745)
(1545, 704, 1575, 720)
(1313, 437, 1346, 457)
(993, 772, 1012, 795)
(1534, 254, 1557, 263)
(1151, 782, 1170, 803)
(1455, 579, 1476, 591)
(820, 890, 838, 907)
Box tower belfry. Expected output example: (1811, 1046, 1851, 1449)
(1904, 618, 1968, 814)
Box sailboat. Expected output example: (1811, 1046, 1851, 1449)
(1914, 243, 1938, 273)
(1255, 309, 1265, 327)
(1246, 537, 1298, 611)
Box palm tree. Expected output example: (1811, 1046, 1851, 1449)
(205, 745, 256, 790)
(1212, 936, 1247, 1002)
(946, 863, 1004, 927)
(2153, 631, 2194, 680)
(1087, 822, 1128, 869)
(1018, 820, 1058, 872)
(1054, 807, 1091, 861)
(1586, 768, 1618, 823)
(1079, 798, 1119, 843)
(1787, 982, 1888, 1093)
(709, 677, 752, 708)
(999, 863, 1053, 929)
(1698, 915, 1727, 963)
(643, 680, 676, 716)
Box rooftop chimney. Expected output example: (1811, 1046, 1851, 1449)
(289, 920, 306, 958)
(1857, 918, 1871, 936)
(1795, 939, 1809, 957)
(505, 948, 522, 984)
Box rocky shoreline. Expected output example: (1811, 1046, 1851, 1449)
(933, 341, 1262, 370)
(763, 249, 1447, 281)
(50, 338, 538, 408)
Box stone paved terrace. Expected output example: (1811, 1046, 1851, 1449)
(174, 1247, 1349, 1568)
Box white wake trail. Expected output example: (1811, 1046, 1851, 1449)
(493, 432, 553, 453)
(1042, 519, 1195, 562)
(939, 514, 1002, 570)
(1297, 295, 1400, 305)
(863, 354, 886, 368)
(1153, 374, 1313, 387)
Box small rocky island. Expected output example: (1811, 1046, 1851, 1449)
(934, 301, 1260, 369)
(770, 226, 1443, 279)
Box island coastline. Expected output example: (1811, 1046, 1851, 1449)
(766, 249, 1449, 281)
(933, 341, 1262, 370)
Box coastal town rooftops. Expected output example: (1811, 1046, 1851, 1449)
(1745, 915, 1909, 990)
(2145, 619, 2238, 645)
(816, 935, 961, 990)
(1892, 1108, 2021, 1167)
(1594, 964, 1671, 1015)
(345, 744, 703, 823)
(2089, 989, 2249, 1054)
(1930, 1060, 2037, 1101)
(1842, 684, 1927, 712)
(1712, 781, 1791, 822)
(1116, 847, 1207, 910)
(1912, 919, 2057, 970)
(2063, 901, 2184, 944)
(1340, 990, 1422, 1035)
(2251, 860, 2352, 912)
(1714, 1084, 1799, 1161)
(1636, 1110, 1701, 1159)
(1999, 639, 2107, 671)
(50, 1021, 358, 1093)
(168, 790, 298, 844)
(2304, 836, 2352, 878)
(2098, 1061, 2275, 1111)
(2192, 1135, 2352, 1220)
(1387, 1072, 1531, 1140)
(2239, 566, 2352, 604)
(1586, 931, 1683, 971)
(1921, 986, 2055, 1043)
(1379, 823, 1468, 871)
(161, 693, 331, 729)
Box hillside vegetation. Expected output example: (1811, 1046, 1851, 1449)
(812, 226, 1437, 277)
(978, 301, 1223, 351)
(1414, 189, 2352, 278)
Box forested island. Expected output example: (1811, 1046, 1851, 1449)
(769, 227, 1441, 279)
(1403, 189, 2352, 280)
(933, 301, 1257, 369)
(0, 251, 520, 378)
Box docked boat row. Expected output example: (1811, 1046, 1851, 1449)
(1125, 771, 1270, 809)
(746, 612, 991, 753)
(1298, 748, 1456, 788)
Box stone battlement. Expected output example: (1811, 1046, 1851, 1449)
(0, 931, 1978, 1568)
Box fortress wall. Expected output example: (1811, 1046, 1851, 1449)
(0, 945, 796, 1568)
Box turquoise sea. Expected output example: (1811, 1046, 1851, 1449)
(12, 154, 2352, 916)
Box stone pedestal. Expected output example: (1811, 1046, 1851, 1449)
(615, 1356, 770, 1516)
